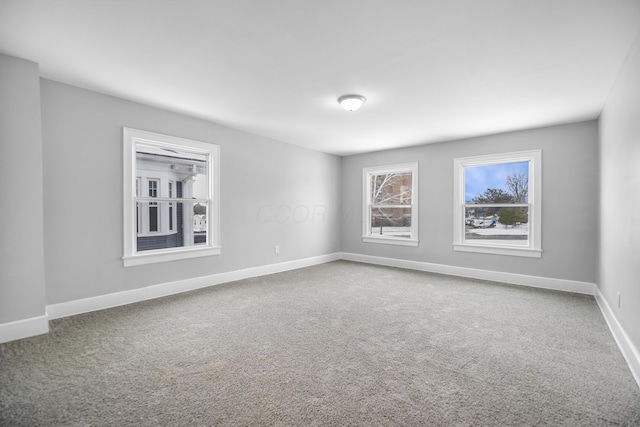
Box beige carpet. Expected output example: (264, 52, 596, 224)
(1, 261, 639, 426)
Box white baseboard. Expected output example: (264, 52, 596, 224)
(595, 290, 640, 388)
(46, 288, 148, 321)
(0, 315, 49, 344)
(340, 252, 597, 295)
(47, 253, 341, 321)
(42, 252, 597, 323)
(5, 251, 638, 392)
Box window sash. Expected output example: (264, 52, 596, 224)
(465, 205, 530, 245)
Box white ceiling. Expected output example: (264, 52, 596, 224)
(1, 0, 639, 156)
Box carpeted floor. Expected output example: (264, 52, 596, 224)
(1, 260, 639, 426)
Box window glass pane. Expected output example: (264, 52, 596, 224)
(370, 207, 412, 238)
(193, 202, 208, 246)
(465, 206, 529, 245)
(371, 172, 412, 205)
(148, 180, 158, 197)
(136, 146, 208, 199)
(465, 161, 529, 204)
(149, 204, 158, 232)
(136, 201, 208, 252)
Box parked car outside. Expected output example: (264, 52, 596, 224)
(468, 217, 497, 228)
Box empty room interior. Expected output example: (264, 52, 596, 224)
(1, 0, 640, 425)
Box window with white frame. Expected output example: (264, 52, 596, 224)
(123, 128, 220, 267)
(453, 150, 541, 257)
(147, 178, 159, 233)
(168, 180, 175, 232)
(363, 162, 418, 246)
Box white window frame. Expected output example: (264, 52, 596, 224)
(123, 128, 221, 267)
(453, 150, 541, 258)
(362, 162, 419, 247)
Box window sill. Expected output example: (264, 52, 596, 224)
(362, 236, 419, 247)
(123, 246, 221, 267)
(453, 243, 541, 258)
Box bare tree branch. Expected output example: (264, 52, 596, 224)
(506, 172, 528, 203)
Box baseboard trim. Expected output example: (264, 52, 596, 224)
(0, 315, 49, 344)
(145, 253, 341, 300)
(5, 252, 599, 342)
(10, 251, 638, 391)
(47, 253, 341, 321)
(595, 290, 640, 388)
(46, 289, 148, 321)
(339, 252, 597, 295)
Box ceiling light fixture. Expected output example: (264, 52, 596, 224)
(338, 94, 366, 111)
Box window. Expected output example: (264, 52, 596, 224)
(168, 181, 175, 232)
(123, 128, 220, 266)
(453, 150, 541, 257)
(363, 162, 418, 246)
(148, 179, 159, 232)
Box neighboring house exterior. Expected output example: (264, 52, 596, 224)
(370, 172, 412, 228)
(136, 150, 207, 251)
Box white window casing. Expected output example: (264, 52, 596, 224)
(362, 162, 419, 246)
(453, 150, 541, 258)
(123, 128, 221, 266)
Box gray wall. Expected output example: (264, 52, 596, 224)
(341, 121, 599, 283)
(599, 33, 640, 352)
(40, 79, 341, 305)
(0, 54, 47, 323)
(0, 49, 626, 349)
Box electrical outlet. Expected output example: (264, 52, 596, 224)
(275, 245, 280, 254)
(617, 292, 621, 308)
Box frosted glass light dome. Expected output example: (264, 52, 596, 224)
(338, 94, 366, 111)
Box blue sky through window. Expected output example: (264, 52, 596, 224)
(465, 161, 529, 202)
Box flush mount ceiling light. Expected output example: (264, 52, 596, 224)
(338, 94, 366, 111)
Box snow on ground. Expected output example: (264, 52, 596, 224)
(467, 222, 528, 236)
(371, 227, 411, 237)
(372, 223, 529, 241)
